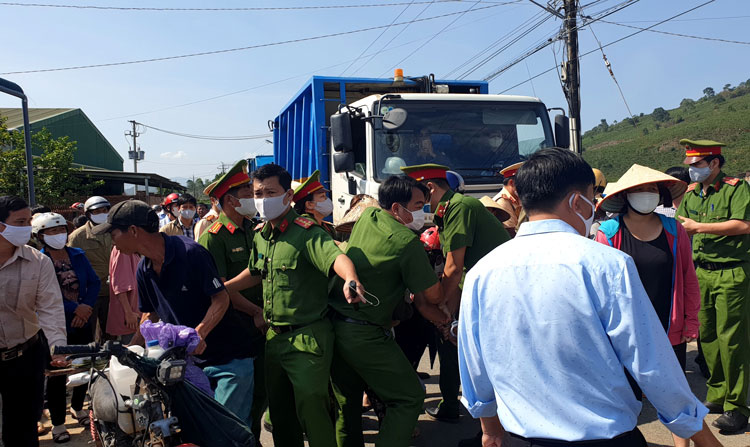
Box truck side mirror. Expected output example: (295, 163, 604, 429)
(333, 152, 355, 173)
(554, 114, 570, 149)
(331, 113, 353, 153)
(383, 108, 407, 130)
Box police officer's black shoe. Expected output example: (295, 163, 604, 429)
(703, 400, 723, 414)
(425, 405, 460, 423)
(711, 410, 748, 433)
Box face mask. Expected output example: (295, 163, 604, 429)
(569, 193, 595, 237)
(689, 165, 712, 183)
(235, 198, 257, 217)
(488, 136, 503, 148)
(254, 194, 289, 221)
(43, 233, 68, 250)
(170, 207, 179, 219)
(314, 198, 333, 217)
(405, 208, 426, 231)
(0, 223, 32, 247)
(180, 210, 195, 220)
(627, 192, 660, 214)
(90, 213, 108, 225)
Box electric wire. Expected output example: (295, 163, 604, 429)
(587, 23, 636, 123)
(137, 123, 272, 141)
(0, 4, 504, 76)
(596, 19, 750, 45)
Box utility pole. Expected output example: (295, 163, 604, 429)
(563, 0, 582, 153)
(126, 120, 141, 173)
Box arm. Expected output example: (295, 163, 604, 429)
(194, 290, 231, 354)
(116, 292, 140, 331)
(129, 311, 159, 347)
(690, 421, 722, 447)
(81, 256, 100, 308)
(224, 268, 261, 293)
(480, 416, 508, 447)
(35, 257, 67, 350)
(332, 253, 364, 304)
(677, 216, 750, 236)
(443, 247, 466, 316)
(413, 285, 450, 325)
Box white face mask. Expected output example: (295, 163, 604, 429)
(405, 208, 426, 231)
(170, 206, 179, 219)
(43, 233, 68, 250)
(689, 165, 712, 183)
(254, 194, 290, 221)
(180, 209, 195, 220)
(314, 198, 333, 217)
(90, 213, 108, 225)
(627, 192, 660, 214)
(0, 223, 32, 247)
(569, 193, 595, 237)
(235, 198, 257, 217)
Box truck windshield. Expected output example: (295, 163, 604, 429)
(374, 100, 554, 184)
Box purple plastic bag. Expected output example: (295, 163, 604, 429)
(139, 320, 214, 397)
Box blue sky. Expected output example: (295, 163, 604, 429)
(1, 0, 748, 181)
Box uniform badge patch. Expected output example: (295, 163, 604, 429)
(226, 222, 236, 234)
(254, 222, 265, 231)
(722, 177, 740, 186)
(208, 222, 223, 234)
(294, 217, 315, 229)
(231, 247, 245, 253)
(436, 201, 449, 218)
(279, 219, 289, 233)
(686, 183, 697, 192)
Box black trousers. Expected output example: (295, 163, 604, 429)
(507, 428, 647, 447)
(0, 334, 48, 447)
(47, 327, 93, 426)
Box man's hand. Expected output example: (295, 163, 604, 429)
(193, 330, 207, 355)
(343, 279, 366, 304)
(50, 354, 69, 368)
(681, 335, 697, 343)
(253, 313, 268, 334)
(74, 304, 93, 322)
(71, 316, 85, 328)
(124, 311, 140, 331)
(482, 434, 505, 447)
(481, 416, 507, 447)
(677, 216, 700, 236)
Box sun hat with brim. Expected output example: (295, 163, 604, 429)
(596, 164, 687, 213)
(479, 196, 511, 222)
(334, 196, 380, 233)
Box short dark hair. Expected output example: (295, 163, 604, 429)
(176, 193, 197, 207)
(293, 195, 313, 215)
(665, 166, 690, 184)
(516, 148, 595, 213)
(502, 176, 514, 187)
(73, 215, 88, 228)
(703, 154, 725, 168)
(0, 196, 29, 223)
(252, 164, 292, 191)
(31, 205, 51, 216)
(378, 175, 428, 210)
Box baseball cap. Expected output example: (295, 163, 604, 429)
(91, 200, 157, 235)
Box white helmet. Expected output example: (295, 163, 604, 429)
(84, 196, 111, 213)
(31, 212, 67, 235)
(382, 156, 407, 175)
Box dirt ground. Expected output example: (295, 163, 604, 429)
(38, 342, 749, 446)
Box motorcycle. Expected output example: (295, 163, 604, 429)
(54, 341, 254, 447)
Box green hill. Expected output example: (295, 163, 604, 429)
(582, 81, 750, 181)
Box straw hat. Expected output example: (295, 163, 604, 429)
(479, 196, 511, 222)
(596, 164, 687, 213)
(334, 195, 380, 233)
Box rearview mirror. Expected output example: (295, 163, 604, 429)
(333, 152, 355, 173)
(554, 114, 570, 149)
(383, 108, 408, 130)
(331, 113, 353, 153)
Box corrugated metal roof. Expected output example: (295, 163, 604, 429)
(0, 108, 75, 129)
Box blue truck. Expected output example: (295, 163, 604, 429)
(271, 71, 569, 223)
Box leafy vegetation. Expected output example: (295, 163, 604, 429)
(582, 80, 750, 180)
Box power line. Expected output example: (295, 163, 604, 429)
(596, 19, 750, 45)
(496, 0, 718, 93)
(0, 4, 504, 76)
(613, 15, 750, 23)
(0, 1, 502, 12)
(587, 24, 636, 123)
(138, 123, 272, 141)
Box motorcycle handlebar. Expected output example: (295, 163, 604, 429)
(53, 343, 100, 355)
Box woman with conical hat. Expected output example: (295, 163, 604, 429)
(594, 164, 699, 447)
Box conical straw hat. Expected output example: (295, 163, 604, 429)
(596, 164, 687, 213)
(334, 195, 381, 234)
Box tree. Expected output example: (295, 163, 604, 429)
(599, 119, 609, 132)
(652, 107, 671, 122)
(0, 116, 102, 205)
(703, 87, 715, 98)
(680, 98, 695, 109)
(723, 83, 732, 92)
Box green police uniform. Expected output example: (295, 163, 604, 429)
(329, 207, 438, 447)
(198, 212, 268, 436)
(677, 172, 750, 416)
(250, 208, 343, 447)
(197, 160, 269, 437)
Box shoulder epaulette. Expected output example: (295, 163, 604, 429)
(722, 177, 741, 186)
(254, 222, 265, 231)
(294, 217, 315, 229)
(206, 214, 218, 222)
(207, 221, 223, 234)
(686, 183, 698, 192)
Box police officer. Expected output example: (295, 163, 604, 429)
(197, 160, 267, 440)
(493, 162, 523, 237)
(225, 163, 364, 447)
(676, 139, 750, 433)
(292, 170, 337, 238)
(329, 175, 449, 447)
(401, 164, 510, 423)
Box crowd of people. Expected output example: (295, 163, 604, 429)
(0, 137, 747, 447)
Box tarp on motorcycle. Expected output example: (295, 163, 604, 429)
(167, 380, 255, 447)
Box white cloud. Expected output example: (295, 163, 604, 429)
(160, 151, 186, 160)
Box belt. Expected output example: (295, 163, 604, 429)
(695, 261, 743, 271)
(269, 323, 307, 335)
(333, 312, 375, 326)
(0, 332, 41, 362)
